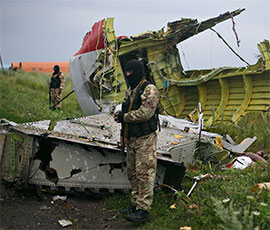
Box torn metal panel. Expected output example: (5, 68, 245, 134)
(0, 130, 34, 184)
(69, 51, 102, 115)
(1, 111, 259, 192)
(28, 142, 166, 190)
(125, 9, 245, 47)
(29, 142, 133, 189)
(0, 114, 198, 191)
(51, 114, 201, 155)
(257, 39, 270, 70)
(167, 9, 245, 46)
(222, 136, 257, 153)
(23, 120, 51, 130)
(225, 134, 237, 145)
(118, 9, 245, 49)
(70, 18, 117, 115)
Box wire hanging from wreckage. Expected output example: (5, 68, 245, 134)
(210, 27, 250, 66)
(230, 13, 241, 47)
(210, 13, 250, 66)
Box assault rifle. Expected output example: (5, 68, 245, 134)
(121, 143, 125, 172)
(50, 89, 75, 110)
(49, 86, 52, 108)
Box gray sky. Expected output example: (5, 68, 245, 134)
(1, 0, 269, 70)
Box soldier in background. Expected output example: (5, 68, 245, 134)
(114, 59, 160, 223)
(49, 65, 65, 109)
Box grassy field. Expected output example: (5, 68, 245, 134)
(0, 70, 83, 125)
(1, 70, 270, 230)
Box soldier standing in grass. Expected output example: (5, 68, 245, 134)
(49, 65, 65, 109)
(114, 59, 160, 223)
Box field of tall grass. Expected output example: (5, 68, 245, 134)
(0, 70, 269, 230)
(0, 70, 83, 124)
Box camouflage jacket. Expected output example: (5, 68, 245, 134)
(123, 80, 160, 123)
(50, 72, 65, 89)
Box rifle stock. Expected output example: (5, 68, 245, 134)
(50, 89, 75, 110)
(49, 87, 51, 107)
(121, 144, 125, 172)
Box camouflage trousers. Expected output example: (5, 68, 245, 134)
(126, 132, 157, 212)
(50, 88, 62, 108)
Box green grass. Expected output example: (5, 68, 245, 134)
(0, 70, 83, 125)
(1, 70, 269, 230)
(105, 163, 270, 230)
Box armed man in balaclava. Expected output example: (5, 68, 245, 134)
(114, 59, 160, 223)
(49, 65, 65, 109)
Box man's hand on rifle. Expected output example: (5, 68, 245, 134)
(120, 136, 124, 146)
(120, 135, 125, 172)
(114, 111, 124, 123)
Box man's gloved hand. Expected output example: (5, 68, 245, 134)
(114, 111, 124, 123)
(120, 136, 124, 146)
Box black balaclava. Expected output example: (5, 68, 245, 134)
(53, 65, 60, 75)
(125, 60, 145, 89)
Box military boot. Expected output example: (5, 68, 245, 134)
(120, 205, 136, 216)
(125, 209, 149, 223)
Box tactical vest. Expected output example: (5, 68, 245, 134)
(50, 73, 61, 88)
(122, 81, 159, 139)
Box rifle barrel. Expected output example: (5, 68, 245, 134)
(50, 89, 75, 110)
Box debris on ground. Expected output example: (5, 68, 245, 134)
(58, 219, 72, 227)
(169, 203, 177, 209)
(242, 152, 268, 164)
(0, 179, 137, 230)
(228, 156, 253, 170)
(53, 195, 67, 201)
(255, 183, 270, 191)
(187, 173, 213, 197)
(222, 136, 257, 153)
(180, 226, 192, 230)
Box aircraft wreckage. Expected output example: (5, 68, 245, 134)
(1, 114, 216, 192)
(1, 8, 269, 193)
(69, 8, 270, 125)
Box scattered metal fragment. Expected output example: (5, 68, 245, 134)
(187, 173, 212, 197)
(225, 134, 236, 145)
(230, 156, 253, 170)
(180, 226, 192, 230)
(255, 183, 270, 191)
(53, 195, 67, 201)
(40, 205, 51, 210)
(58, 219, 72, 227)
(105, 213, 119, 221)
(222, 136, 257, 153)
(242, 152, 268, 164)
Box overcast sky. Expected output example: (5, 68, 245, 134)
(1, 0, 269, 70)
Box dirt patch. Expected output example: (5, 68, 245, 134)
(0, 180, 138, 230)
